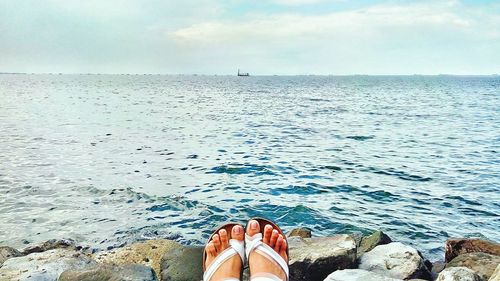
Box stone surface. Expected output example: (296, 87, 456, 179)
(21, 239, 77, 255)
(160, 246, 204, 281)
(94, 239, 181, 280)
(324, 269, 403, 281)
(489, 264, 500, 281)
(357, 230, 392, 256)
(289, 234, 357, 281)
(445, 239, 500, 263)
(447, 252, 500, 281)
(0, 249, 95, 281)
(359, 242, 432, 280)
(59, 264, 157, 281)
(287, 227, 312, 239)
(0, 246, 21, 266)
(436, 267, 482, 281)
(433, 261, 447, 274)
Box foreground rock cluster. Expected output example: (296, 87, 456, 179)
(0, 230, 498, 281)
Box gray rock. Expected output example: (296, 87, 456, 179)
(433, 261, 446, 274)
(359, 242, 432, 280)
(324, 269, 403, 281)
(447, 252, 500, 281)
(357, 230, 392, 256)
(489, 264, 500, 281)
(436, 267, 482, 281)
(160, 246, 203, 281)
(289, 234, 357, 281)
(21, 239, 77, 255)
(0, 246, 21, 266)
(445, 239, 500, 263)
(0, 249, 95, 281)
(287, 227, 312, 239)
(94, 239, 181, 281)
(59, 264, 157, 281)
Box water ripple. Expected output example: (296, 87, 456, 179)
(0, 74, 499, 261)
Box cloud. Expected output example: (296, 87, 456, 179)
(167, 1, 499, 74)
(171, 2, 475, 44)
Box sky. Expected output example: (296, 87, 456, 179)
(0, 0, 499, 75)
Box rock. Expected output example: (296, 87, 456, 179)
(419, 252, 433, 274)
(324, 269, 403, 281)
(0, 246, 21, 266)
(489, 264, 500, 281)
(21, 239, 77, 255)
(94, 239, 181, 280)
(289, 234, 357, 281)
(445, 239, 500, 263)
(359, 242, 432, 280)
(436, 267, 482, 281)
(350, 232, 365, 248)
(0, 248, 95, 281)
(287, 227, 312, 239)
(357, 230, 392, 256)
(447, 252, 500, 281)
(433, 261, 446, 274)
(160, 246, 203, 281)
(59, 264, 157, 281)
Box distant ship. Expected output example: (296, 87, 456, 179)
(237, 69, 249, 76)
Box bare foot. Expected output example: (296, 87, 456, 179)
(204, 224, 244, 281)
(246, 220, 288, 280)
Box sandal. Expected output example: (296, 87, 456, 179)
(203, 223, 246, 281)
(245, 217, 289, 281)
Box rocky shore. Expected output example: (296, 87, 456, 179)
(1, 229, 499, 281)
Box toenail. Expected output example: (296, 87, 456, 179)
(234, 226, 242, 234)
(251, 221, 258, 230)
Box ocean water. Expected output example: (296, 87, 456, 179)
(0, 74, 498, 260)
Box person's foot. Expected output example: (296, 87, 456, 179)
(246, 220, 288, 280)
(205, 224, 244, 281)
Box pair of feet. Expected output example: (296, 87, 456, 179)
(205, 219, 288, 281)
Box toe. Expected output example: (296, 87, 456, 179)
(246, 220, 260, 237)
(219, 229, 229, 249)
(280, 239, 288, 261)
(263, 224, 273, 244)
(269, 229, 279, 247)
(213, 234, 222, 252)
(208, 241, 216, 257)
(275, 234, 283, 252)
(232, 225, 244, 241)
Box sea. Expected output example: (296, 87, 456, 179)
(0, 74, 498, 261)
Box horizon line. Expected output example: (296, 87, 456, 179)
(1, 72, 499, 77)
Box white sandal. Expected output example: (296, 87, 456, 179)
(245, 218, 289, 281)
(203, 223, 246, 281)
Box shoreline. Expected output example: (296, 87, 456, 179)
(1, 229, 499, 281)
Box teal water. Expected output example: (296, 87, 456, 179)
(0, 74, 498, 260)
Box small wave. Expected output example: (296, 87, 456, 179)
(346, 135, 374, 141)
(365, 167, 432, 182)
(206, 164, 276, 176)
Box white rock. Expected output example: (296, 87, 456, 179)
(0, 249, 95, 281)
(324, 269, 403, 281)
(436, 267, 481, 281)
(359, 242, 431, 280)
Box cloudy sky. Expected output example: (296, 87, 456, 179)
(0, 0, 499, 74)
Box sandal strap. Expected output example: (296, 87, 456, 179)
(203, 239, 245, 281)
(245, 233, 289, 281)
